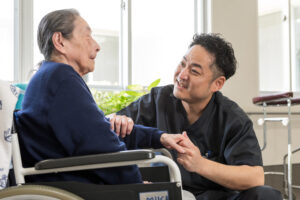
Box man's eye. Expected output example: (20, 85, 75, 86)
(191, 69, 200, 74)
(181, 62, 185, 67)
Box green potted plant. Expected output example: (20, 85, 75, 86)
(92, 79, 160, 115)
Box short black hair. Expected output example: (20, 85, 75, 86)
(189, 33, 237, 80)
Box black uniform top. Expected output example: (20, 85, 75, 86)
(118, 85, 262, 195)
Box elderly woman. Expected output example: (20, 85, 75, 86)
(16, 9, 184, 185)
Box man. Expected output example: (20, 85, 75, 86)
(16, 9, 185, 186)
(118, 33, 282, 200)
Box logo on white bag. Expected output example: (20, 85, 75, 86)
(10, 85, 18, 97)
(4, 128, 11, 143)
(0, 174, 7, 189)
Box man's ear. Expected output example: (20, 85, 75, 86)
(211, 76, 226, 92)
(52, 32, 67, 54)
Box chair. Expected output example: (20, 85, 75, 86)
(0, 80, 190, 199)
(253, 92, 300, 200)
(0, 114, 184, 200)
(0, 121, 184, 200)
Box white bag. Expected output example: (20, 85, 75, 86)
(0, 80, 19, 189)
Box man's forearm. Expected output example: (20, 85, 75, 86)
(196, 157, 264, 191)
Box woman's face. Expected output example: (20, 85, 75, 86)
(63, 16, 100, 76)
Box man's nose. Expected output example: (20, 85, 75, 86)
(178, 67, 188, 80)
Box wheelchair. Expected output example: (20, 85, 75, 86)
(0, 81, 192, 200)
(0, 120, 184, 200)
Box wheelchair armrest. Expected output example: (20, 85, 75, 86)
(35, 149, 155, 170)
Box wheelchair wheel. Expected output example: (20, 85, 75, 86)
(0, 185, 83, 200)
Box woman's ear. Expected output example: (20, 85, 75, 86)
(52, 32, 66, 54)
(211, 76, 226, 92)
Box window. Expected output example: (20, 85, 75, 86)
(8, 0, 206, 89)
(131, 0, 194, 86)
(291, 0, 300, 91)
(33, 0, 120, 87)
(0, 0, 14, 81)
(258, 0, 300, 92)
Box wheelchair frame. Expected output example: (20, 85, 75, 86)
(0, 131, 184, 200)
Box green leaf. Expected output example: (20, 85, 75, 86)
(92, 79, 161, 115)
(127, 84, 144, 91)
(147, 78, 160, 91)
(124, 90, 140, 96)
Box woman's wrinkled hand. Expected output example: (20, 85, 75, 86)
(106, 113, 134, 138)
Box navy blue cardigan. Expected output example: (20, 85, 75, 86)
(16, 61, 163, 185)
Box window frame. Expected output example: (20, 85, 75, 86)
(258, 0, 300, 94)
(14, 0, 209, 90)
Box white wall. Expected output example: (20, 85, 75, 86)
(210, 0, 300, 165)
(211, 0, 259, 112)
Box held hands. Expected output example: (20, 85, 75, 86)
(106, 115, 202, 172)
(177, 131, 203, 173)
(106, 113, 134, 138)
(161, 131, 203, 173)
(160, 133, 186, 154)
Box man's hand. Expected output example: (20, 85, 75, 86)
(177, 132, 264, 190)
(106, 113, 134, 138)
(160, 133, 186, 154)
(177, 132, 203, 172)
